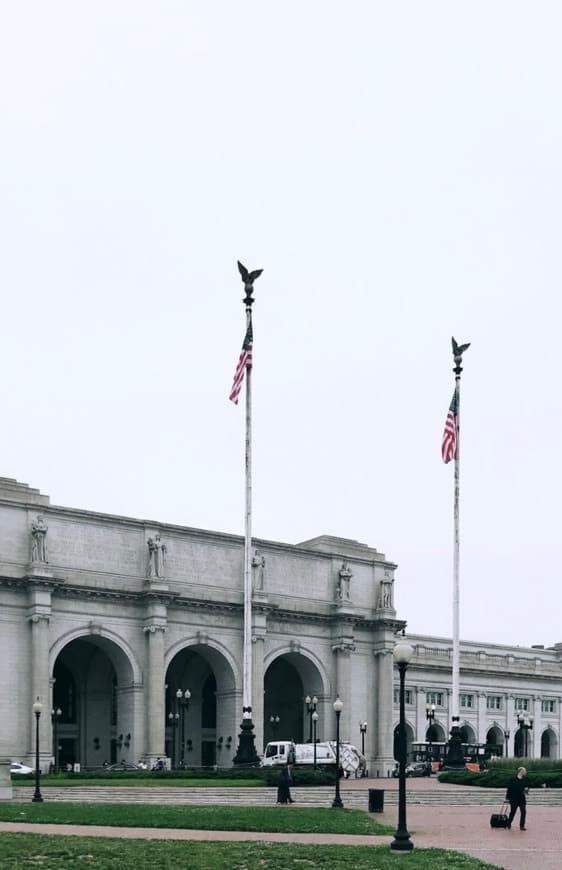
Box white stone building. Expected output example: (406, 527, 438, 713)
(1, 476, 560, 773)
(0, 478, 400, 773)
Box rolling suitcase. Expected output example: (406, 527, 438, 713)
(490, 802, 509, 828)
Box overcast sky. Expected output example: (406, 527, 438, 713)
(1, 2, 561, 649)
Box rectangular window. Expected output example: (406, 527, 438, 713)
(460, 694, 474, 709)
(394, 689, 414, 705)
(426, 692, 443, 707)
(515, 698, 529, 712)
(542, 699, 556, 714)
(486, 695, 502, 710)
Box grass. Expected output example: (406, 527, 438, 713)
(0, 833, 502, 869)
(0, 803, 393, 835)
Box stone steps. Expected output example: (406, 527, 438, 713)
(12, 786, 562, 807)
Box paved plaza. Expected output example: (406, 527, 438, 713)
(3, 776, 562, 868)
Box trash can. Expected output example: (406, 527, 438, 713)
(368, 788, 384, 813)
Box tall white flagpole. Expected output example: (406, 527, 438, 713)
(445, 336, 470, 768)
(233, 261, 262, 766)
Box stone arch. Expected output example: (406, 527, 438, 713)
(50, 629, 139, 769)
(50, 625, 142, 686)
(426, 720, 446, 742)
(263, 646, 332, 698)
(263, 647, 331, 745)
(541, 727, 558, 759)
(459, 722, 476, 743)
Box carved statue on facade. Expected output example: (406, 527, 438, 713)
(337, 561, 352, 601)
(30, 514, 48, 563)
(379, 575, 394, 609)
(251, 549, 266, 590)
(147, 533, 167, 578)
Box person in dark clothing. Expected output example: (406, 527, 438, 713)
(276, 763, 294, 804)
(506, 766, 530, 830)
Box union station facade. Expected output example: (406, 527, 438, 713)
(1, 476, 561, 773)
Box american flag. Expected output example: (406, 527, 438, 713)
(229, 319, 253, 404)
(441, 391, 458, 463)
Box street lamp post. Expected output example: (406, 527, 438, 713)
(426, 704, 436, 761)
(332, 697, 344, 808)
(51, 707, 62, 772)
(359, 721, 367, 756)
(269, 715, 280, 739)
(177, 689, 191, 768)
(32, 698, 43, 803)
(504, 728, 510, 758)
(312, 711, 319, 769)
(168, 712, 179, 768)
(305, 695, 318, 743)
(390, 640, 414, 852)
(517, 714, 533, 758)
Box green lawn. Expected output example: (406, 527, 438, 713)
(0, 802, 393, 835)
(0, 833, 502, 869)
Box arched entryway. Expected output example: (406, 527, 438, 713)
(263, 652, 326, 746)
(486, 725, 504, 757)
(51, 634, 137, 770)
(541, 728, 558, 759)
(459, 723, 476, 744)
(165, 643, 236, 769)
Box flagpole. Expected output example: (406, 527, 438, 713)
(445, 336, 469, 768)
(233, 261, 261, 767)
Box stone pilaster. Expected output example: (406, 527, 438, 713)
(251, 634, 265, 756)
(416, 686, 427, 741)
(332, 643, 353, 740)
(372, 647, 395, 776)
(532, 695, 542, 758)
(143, 620, 167, 764)
(27, 580, 53, 770)
(477, 692, 487, 745)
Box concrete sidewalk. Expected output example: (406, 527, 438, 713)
(0, 786, 562, 870)
(2, 804, 562, 869)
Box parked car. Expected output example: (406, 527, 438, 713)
(104, 761, 143, 771)
(10, 762, 33, 775)
(406, 762, 432, 778)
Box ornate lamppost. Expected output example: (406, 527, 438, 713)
(176, 689, 191, 769)
(51, 707, 62, 772)
(312, 711, 319, 769)
(359, 721, 367, 756)
(517, 714, 533, 758)
(426, 703, 436, 761)
(168, 711, 180, 768)
(504, 728, 510, 758)
(390, 640, 414, 852)
(305, 695, 318, 743)
(32, 698, 43, 803)
(332, 697, 344, 808)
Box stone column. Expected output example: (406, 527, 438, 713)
(477, 692, 487, 745)
(373, 647, 395, 776)
(416, 687, 427, 741)
(532, 695, 542, 759)
(27, 582, 53, 770)
(143, 623, 166, 765)
(251, 634, 265, 756)
(506, 694, 515, 755)
(333, 643, 354, 741)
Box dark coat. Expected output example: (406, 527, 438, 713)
(277, 765, 294, 804)
(506, 775, 529, 804)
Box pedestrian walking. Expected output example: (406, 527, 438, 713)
(276, 762, 295, 804)
(506, 766, 530, 830)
